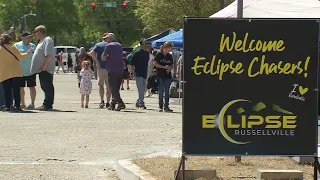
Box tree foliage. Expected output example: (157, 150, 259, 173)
(135, 0, 233, 34)
(74, 0, 145, 46)
(0, 0, 81, 44)
(0, 0, 233, 46)
(0, 0, 144, 46)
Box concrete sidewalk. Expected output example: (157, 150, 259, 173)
(0, 74, 182, 180)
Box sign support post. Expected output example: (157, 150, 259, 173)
(174, 153, 186, 180)
(314, 157, 320, 180)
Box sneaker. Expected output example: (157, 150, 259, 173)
(164, 107, 173, 112)
(26, 104, 35, 110)
(158, 107, 163, 112)
(99, 101, 105, 108)
(10, 106, 23, 113)
(135, 100, 139, 108)
(105, 103, 110, 108)
(108, 103, 116, 110)
(139, 105, 147, 109)
(36, 105, 53, 111)
(20, 105, 27, 109)
(115, 103, 126, 111)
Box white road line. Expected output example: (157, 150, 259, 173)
(0, 161, 116, 165)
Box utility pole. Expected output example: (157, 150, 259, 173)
(235, 0, 243, 163)
(20, 14, 36, 33)
(237, 0, 243, 18)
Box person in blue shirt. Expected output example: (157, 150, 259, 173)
(130, 39, 150, 109)
(14, 32, 37, 110)
(90, 32, 111, 108)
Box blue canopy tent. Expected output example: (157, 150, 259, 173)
(152, 29, 183, 48)
(145, 28, 176, 46)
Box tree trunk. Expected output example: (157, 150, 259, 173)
(219, 0, 225, 10)
(193, 0, 201, 16)
(53, 35, 57, 46)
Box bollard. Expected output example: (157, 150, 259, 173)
(235, 156, 241, 162)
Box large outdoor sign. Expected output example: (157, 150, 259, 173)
(183, 18, 319, 156)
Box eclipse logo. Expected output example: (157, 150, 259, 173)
(202, 99, 297, 145)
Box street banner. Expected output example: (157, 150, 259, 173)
(183, 18, 319, 156)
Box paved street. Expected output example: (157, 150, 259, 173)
(0, 74, 182, 180)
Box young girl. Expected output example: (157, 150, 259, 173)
(79, 61, 93, 108)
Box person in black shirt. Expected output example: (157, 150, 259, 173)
(67, 53, 73, 73)
(130, 39, 150, 109)
(153, 42, 174, 112)
(121, 51, 130, 90)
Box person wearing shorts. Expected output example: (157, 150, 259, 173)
(97, 68, 109, 88)
(90, 32, 111, 108)
(20, 74, 37, 108)
(14, 32, 37, 109)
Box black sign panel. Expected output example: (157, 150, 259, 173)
(183, 18, 319, 156)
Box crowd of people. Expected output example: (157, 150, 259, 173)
(0, 28, 177, 113)
(0, 25, 55, 112)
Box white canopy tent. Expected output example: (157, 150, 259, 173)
(210, 0, 320, 18)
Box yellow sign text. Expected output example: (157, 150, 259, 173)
(202, 115, 297, 129)
(190, 32, 311, 79)
(219, 32, 285, 53)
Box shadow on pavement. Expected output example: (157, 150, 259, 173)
(35, 109, 77, 113)
(90, 102, 134, 105)
(120, 110, 146, 113)
(8, 110, 39, 113)
(145, 109, 182, 114)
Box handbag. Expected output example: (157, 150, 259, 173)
(2, 44, 19, 61)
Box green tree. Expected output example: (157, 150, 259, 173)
(0, 0, 35, 32)
(135, 0, 233, 34)
(0, 0, 82, 45)
(74, 0, 144, 46)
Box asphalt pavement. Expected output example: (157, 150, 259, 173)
(0, 74, 182, 180)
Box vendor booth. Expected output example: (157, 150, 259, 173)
(210, 0, 320, 18)
(151, 29, 183, 49)
(145, 28, 176, 46)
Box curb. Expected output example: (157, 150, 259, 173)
(116, 159, 156, 180)
(116, 150, 181, 180)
